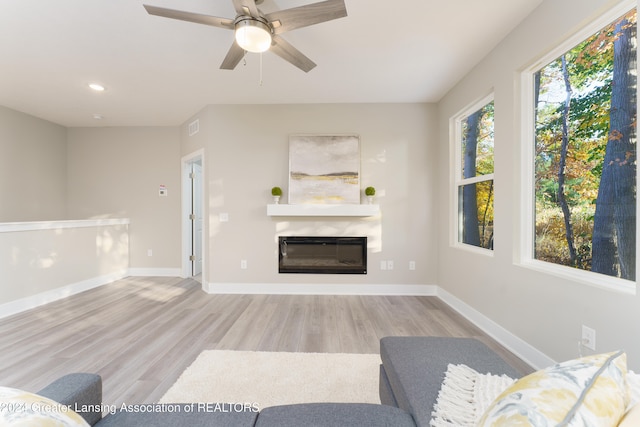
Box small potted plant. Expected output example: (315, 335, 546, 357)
(365, 186, 376, 204)
(271, 186, 283, 204)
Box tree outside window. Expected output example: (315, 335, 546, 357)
(457, 100, 495, 250)
(534, 9, 636, 280)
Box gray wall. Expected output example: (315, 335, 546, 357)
(181, 103, 437, 290)
(0, 221, 129, 309)
(66, 127, 181, 270)
(0, 106, 67, 221)
(436, 0, 640, 368)
(0, 114, 182, 272)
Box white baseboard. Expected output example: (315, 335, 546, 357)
(0, 270, 128, 320)
(436, 287, 555, 370)
(128, 268, 182, 277)
(204, 282, 437, 296)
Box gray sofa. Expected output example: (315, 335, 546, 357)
(379, 336, 524, 427)
(35, 337, 524, 426)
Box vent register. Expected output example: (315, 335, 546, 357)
(188, 119, 199, 136)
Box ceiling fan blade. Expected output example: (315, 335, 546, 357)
(144, 5, 233, 29)
(270, 35, 316, 73)
(232, 0, 260, 18)
(265, 0, 347, 34)
(220, 41, 246, 70)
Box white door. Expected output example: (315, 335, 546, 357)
(191, 161, 203, 276)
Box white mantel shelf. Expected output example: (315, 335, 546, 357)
(267, 204, 380, 217)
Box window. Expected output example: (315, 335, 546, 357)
(455, 97, 495, 250)
(532, 8, 636, 282)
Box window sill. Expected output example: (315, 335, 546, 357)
(452, 242, 495, 257)
(517, 259, 636, 295)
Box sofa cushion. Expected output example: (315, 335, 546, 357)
(477, 350, 628, 426)
(255, 403, 416, 427)
(0, 386, 89, 426)
(379, 336, 522, 427)
(96, 403, 258, 427)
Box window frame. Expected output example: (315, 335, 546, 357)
(517, 0, 638, 294)
(451, 92, 496, 255)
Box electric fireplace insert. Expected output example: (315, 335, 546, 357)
(278, 236, 367, 274)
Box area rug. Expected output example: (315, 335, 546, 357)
(159, 350, 381, 408)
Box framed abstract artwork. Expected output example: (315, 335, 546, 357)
(288, 134, 360, 204)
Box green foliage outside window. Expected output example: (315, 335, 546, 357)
(534, 9, 637, 280)
(458, 101, 495, 250)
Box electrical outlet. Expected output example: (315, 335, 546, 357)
(240, 260, 247, 269)
(387, 260, 394, 270)
(582, 325, 596, 351)
(147, 249, 153, 257)
(409, 261, 416, 271)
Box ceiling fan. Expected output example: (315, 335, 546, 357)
(143, 0, 347, 73)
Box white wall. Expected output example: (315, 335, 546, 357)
(181, 103, 437, 292)
(436, 0, 640, 368)
(0, 220, 129, 315)
(0, 106, 67, 221)
(0, 111, 182, 312)
(66, 127, 181, 273)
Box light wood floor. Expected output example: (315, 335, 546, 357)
(0, 277, 533, 406)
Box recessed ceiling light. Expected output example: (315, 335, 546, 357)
(93, 114, 104, 120)
(88, 83, 105, 92)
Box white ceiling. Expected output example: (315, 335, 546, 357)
(0, 0, 544, 127)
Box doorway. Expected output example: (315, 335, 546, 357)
(182, 151, 205, 282)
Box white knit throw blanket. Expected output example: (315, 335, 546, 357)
(430, 364, 515, 427)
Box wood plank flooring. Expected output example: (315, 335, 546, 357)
(0, 277, 533, 406)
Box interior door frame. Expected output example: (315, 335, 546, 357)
(181, 149, 205, 284)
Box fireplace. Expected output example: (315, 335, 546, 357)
(278, 236, 367, 274)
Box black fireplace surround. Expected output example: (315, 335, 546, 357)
(278, 236, 367, 274)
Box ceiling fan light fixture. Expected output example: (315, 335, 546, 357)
(235, 18, 272, 53)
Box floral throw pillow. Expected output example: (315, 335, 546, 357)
(477, 350, 628, 427)
(0, 386, 89, 426)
